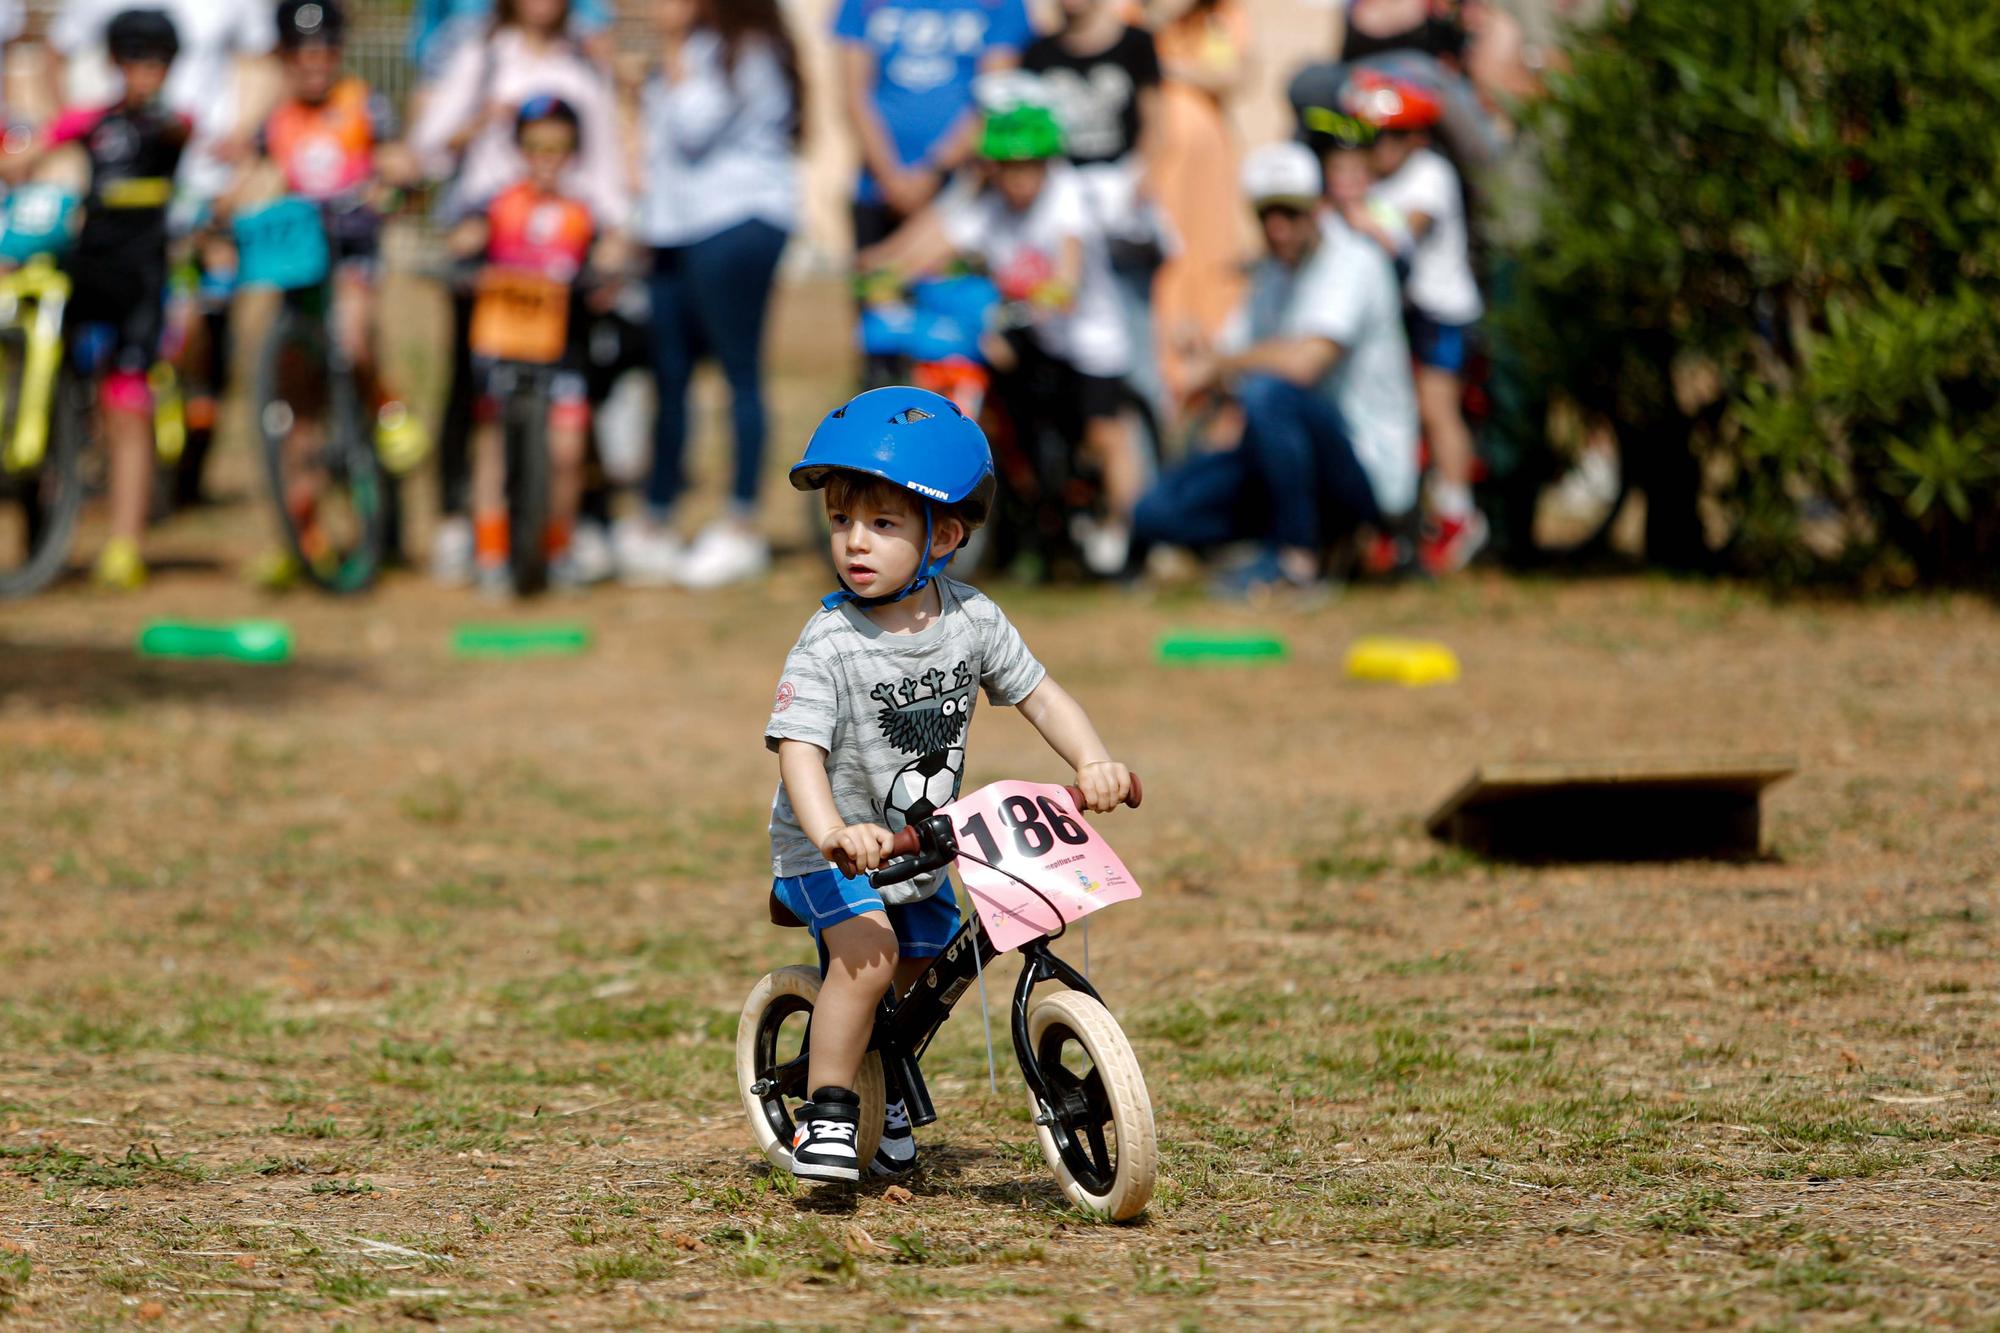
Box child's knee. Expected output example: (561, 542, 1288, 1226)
(822, 914, 900, 990)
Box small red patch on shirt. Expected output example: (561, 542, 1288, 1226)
(773, 681, 796, 713)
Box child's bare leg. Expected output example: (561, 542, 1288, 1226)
(104, 402, 153, 545)
(1086, 412, 1142, 519)
(891, 953, 932, 1003)
(547, 407, 587, 555)
(1417, 366, 1474, 519)
(808, 912, 900, 1092)
(335, 272, 375, 383)
(470, 416, 506, 572)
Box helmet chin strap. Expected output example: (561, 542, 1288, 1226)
(820, 504, 955, 611)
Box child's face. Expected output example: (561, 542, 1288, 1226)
(993, 159, 1048, 213)
(1258, 204, 1319, 268)
(282, 44, 342, 103)
(826, 491, 960, 597)
(1323, 146, 1373, 208)
(1366, 133, 1419, 178)
(117, 57, 171, 105)
(518, 120, 577, 191)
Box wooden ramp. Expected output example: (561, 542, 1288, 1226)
(1426, 755, 1797, 862)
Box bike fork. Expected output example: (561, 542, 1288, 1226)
(1010, 942, 1104, 1121)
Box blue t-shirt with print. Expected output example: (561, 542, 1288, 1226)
(833, 0, 1032, 205)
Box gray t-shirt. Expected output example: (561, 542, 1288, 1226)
(765, 579, 1047, 903)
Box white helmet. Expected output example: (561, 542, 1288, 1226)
(1240, 141, 1323, 209)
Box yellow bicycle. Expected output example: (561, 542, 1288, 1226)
(0, 187, 91, 597)
(0, 184, 188, 597)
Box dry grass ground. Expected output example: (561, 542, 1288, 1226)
(2, 281, 1998, 1328)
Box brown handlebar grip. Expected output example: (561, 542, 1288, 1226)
(829, 825, 926, 879)
(1063, 772, 1143, 813)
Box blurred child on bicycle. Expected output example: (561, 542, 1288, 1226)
(445, 95, 616, 594)
(1345, 71, 1487, 573)
(768, 386, 1131, 1181)
(860, 94, 1144, 578)
(0, 10, 188, 589)
(233, 0, 426, 587)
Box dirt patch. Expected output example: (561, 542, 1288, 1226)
(2, 306, 1998, 1325)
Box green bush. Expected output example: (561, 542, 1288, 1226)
(1518, 0, 2000, 585)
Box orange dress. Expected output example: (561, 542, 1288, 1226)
(1152, 1, 1252, 405)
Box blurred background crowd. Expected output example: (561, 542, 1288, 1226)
(1, 0, 1993, 602)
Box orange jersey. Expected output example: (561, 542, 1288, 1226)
(261, 78, 389, 202)
(485, 182, 594, 283)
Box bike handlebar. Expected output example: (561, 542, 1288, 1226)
(831, 775, 1143, 881)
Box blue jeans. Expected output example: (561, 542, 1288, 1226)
(1133, 374, 1381, 553)
(645, 219, 789, 514)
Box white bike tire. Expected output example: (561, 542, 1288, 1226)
(736, 965, 886, 1176)
(1024, 988, 1157, 1221)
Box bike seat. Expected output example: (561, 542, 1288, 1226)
(768, 890, 806, 929)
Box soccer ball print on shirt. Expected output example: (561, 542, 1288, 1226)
(872, 662, 974, 831)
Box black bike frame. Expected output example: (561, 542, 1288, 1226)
(863, 873, 1104, 1130)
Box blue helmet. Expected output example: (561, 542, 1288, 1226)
(791, 386, 997, 607)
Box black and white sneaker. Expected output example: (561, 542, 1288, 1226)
(790, 1086, 862, 1183)
(871, 1097, 918, 1177)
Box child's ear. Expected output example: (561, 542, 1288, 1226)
(931, 515, 967, 556)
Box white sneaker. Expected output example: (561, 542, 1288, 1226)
(613, 516, 684, 587)
(567, 520, 615, 585)
(1074, 515, 1131, 578)
(677, 522, 770, 590)
(870, 1097, 917, 1177)
(430, 516, 474, 587)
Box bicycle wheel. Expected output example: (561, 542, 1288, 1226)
(255, 298, 386, 594)
(736, 965, 886, 1177)
(503, 386, 551, 596)
(1023, 987, 1156, 1220)
(0, 363, 87, 598)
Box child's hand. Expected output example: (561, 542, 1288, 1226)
(821, 823, 898, 877)
(1074, 761, 1132, 813)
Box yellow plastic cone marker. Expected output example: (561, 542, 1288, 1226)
(1344, 636, 1460, 687)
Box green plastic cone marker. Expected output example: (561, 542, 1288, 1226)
(137, 620, 293, 663)
(1156, 630, 1288, 664)
(451, 624, 591, 658)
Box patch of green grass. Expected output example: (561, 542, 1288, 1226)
(376, 1099, 521, 1152)
(274, 1113, 340, 1139)
(0, 1248, 32, 1311)
(314, 1268, 389, 1304)
(0, 1142, 207, 1191)
(573, 1247, 670, 1286)
(1641, 1186, 1735, 1235)
(399, 778, 466, 827)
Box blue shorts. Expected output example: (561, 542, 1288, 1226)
(1408, 312, 1476, 375)
(772, 868, 963, 960)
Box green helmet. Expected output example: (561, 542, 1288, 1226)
(979, 104, 1064, 162)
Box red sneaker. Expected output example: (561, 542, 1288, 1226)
(1420, 511, 1489, 575)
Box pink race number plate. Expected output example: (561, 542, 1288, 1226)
(946, 780, 1141, 953)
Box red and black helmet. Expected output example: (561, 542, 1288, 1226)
(1343, 70, 1444, 132)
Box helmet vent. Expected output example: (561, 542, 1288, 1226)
(890, 407, 935, 424)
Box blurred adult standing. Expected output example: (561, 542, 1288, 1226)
(1024, 0, 1166, 423)
(616, 0, 803, 590)
(408, 0, 615, 89)
(410, 0, 628, 584)
(1148, 0, 1250, 409)
(834, 0, 1032, 385)
(0, 0, 24, 119)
